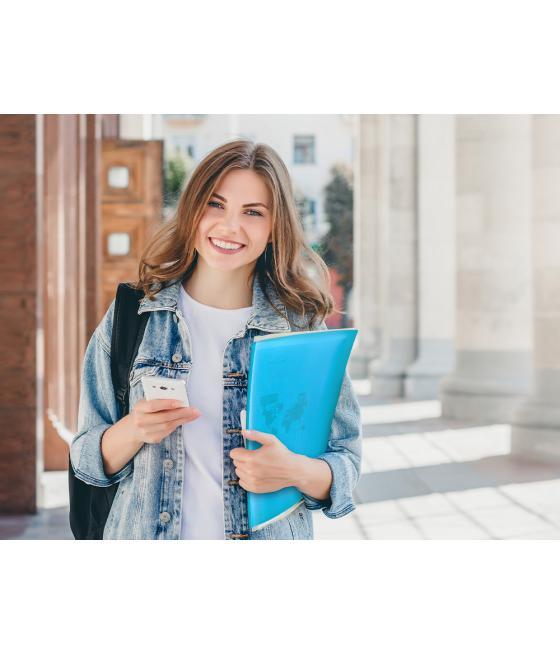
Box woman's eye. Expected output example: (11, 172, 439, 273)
(207, 201, 262, 217)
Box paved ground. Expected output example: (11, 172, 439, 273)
(2, 380, 560, 540)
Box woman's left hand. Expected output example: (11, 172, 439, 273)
(229, 430, 302, 493)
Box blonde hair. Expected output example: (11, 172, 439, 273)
(134, 139, 338, 329)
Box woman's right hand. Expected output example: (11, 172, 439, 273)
(131, 398, 201, 444)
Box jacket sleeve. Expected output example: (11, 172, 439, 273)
(70, 299, 135, 487)
(299, 318, 363, 519)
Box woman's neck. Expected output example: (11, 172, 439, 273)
(183, 262, 254, 309)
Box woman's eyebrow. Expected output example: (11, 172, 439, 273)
(211, 192, 269, 209)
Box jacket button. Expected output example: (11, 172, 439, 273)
(227, 479, 239, 486)
(172, 353, 182, 363)
(163, 459, 174, 470)
(160, 511, 171, 523)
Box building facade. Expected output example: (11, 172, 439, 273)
(352, 114, 560, 463)
(120, 113, 355, 248)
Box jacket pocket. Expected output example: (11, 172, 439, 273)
(287, 506, 313, 540)
(129, 364, 161, 389)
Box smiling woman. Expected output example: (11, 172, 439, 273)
(70, 138, 362, 540)
(136, 139, 335, 325)
(186, 167, 275, 308)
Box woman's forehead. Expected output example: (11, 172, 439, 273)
(214, 169, 271, 202)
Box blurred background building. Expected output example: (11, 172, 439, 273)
(1, 114, 559, 539)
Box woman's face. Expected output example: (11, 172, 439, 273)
(194, 168, 273, 274)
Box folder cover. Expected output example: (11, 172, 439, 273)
(244, 327, 358, 532)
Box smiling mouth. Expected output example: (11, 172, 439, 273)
(208, 237, 247, 253)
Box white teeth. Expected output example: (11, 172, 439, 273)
(210, 237, 244, 250)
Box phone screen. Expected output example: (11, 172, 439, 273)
(141, 375, 189, 406)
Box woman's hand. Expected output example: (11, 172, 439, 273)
(131, 398, 201, 445)
(229, 430, 303, 493)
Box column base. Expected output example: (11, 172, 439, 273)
(370, 360, 407, 398)
(349, 352, 373, 379)
(404, 339, 455, 400)
(511, 424, 560, 464)
(511, 396, 560, 464)
(439, 350, 533, 422)
(405, 374, 444, 400)
(370, 339, 416, 399)
(440, 387, 526, 422)
(370, 370, 403, 398)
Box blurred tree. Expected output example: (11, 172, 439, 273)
(319, 163, 354, 326)
(164, 151, 194, 208)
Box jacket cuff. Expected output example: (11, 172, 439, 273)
(70, 423, 133, 487)
(301, 452, 357, 519)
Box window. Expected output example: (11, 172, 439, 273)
(304, 199, 318, 229)
(293, 135, 315, 164)
(170, 136, 196, 160)
(107, 232, 130, 256)
(308, 199, 317, 226)
(107, 166, 129, 189)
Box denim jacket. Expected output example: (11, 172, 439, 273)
(70, 273, 362, 539)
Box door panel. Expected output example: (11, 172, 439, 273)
(100, 139, 163, 317)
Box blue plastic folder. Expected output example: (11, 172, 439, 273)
(242, 327, 358, 532)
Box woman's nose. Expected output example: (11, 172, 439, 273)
(223, 209, 242, 230)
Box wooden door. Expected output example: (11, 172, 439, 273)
(100, 139, 164, 317)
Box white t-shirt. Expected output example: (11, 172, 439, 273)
(178, 285, 253, 539)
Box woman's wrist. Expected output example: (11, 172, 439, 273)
(121, 413, 146, 448)
(101, 414, 144, 476)
(291, 453, 332, 502)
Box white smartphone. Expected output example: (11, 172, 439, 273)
(141, 375, 189, 407)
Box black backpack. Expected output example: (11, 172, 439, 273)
(68, 282, 149, 539)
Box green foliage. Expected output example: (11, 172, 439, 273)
(320, 163, 354, 290)
(164, 151, 191, 207)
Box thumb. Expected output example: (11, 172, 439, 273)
(242, 429, 274, 445)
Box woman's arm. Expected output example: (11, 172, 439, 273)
(296, 318, 363, 518)
(70, 300, 136, 487)
(100, 415, 144, 476)
(291, 455, 333, 501)
(294, 368, 362, 517)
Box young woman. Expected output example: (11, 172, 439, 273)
(71, 139, 362, 540)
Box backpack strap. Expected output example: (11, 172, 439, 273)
(110, 282, 149, 419)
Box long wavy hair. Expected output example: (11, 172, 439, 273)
(133, 139, 339, 329)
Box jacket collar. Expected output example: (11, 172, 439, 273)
(137, 272, 292, 333)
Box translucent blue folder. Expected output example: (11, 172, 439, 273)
(242, 327, 358, 532)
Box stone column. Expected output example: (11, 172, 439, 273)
(440, 116, 534, 421)
(350, 114, 388, 378)
(0, 115, 40, 512)
(370, 115, 418, 398)
(405, 115, 456, 399)
(511, 116, 560, 462)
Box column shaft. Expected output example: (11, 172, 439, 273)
(440, 116, 534, 421)
(370, 115, 418, 397)
(512, 115, 560, 461)
(405, 115, 456, 399)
